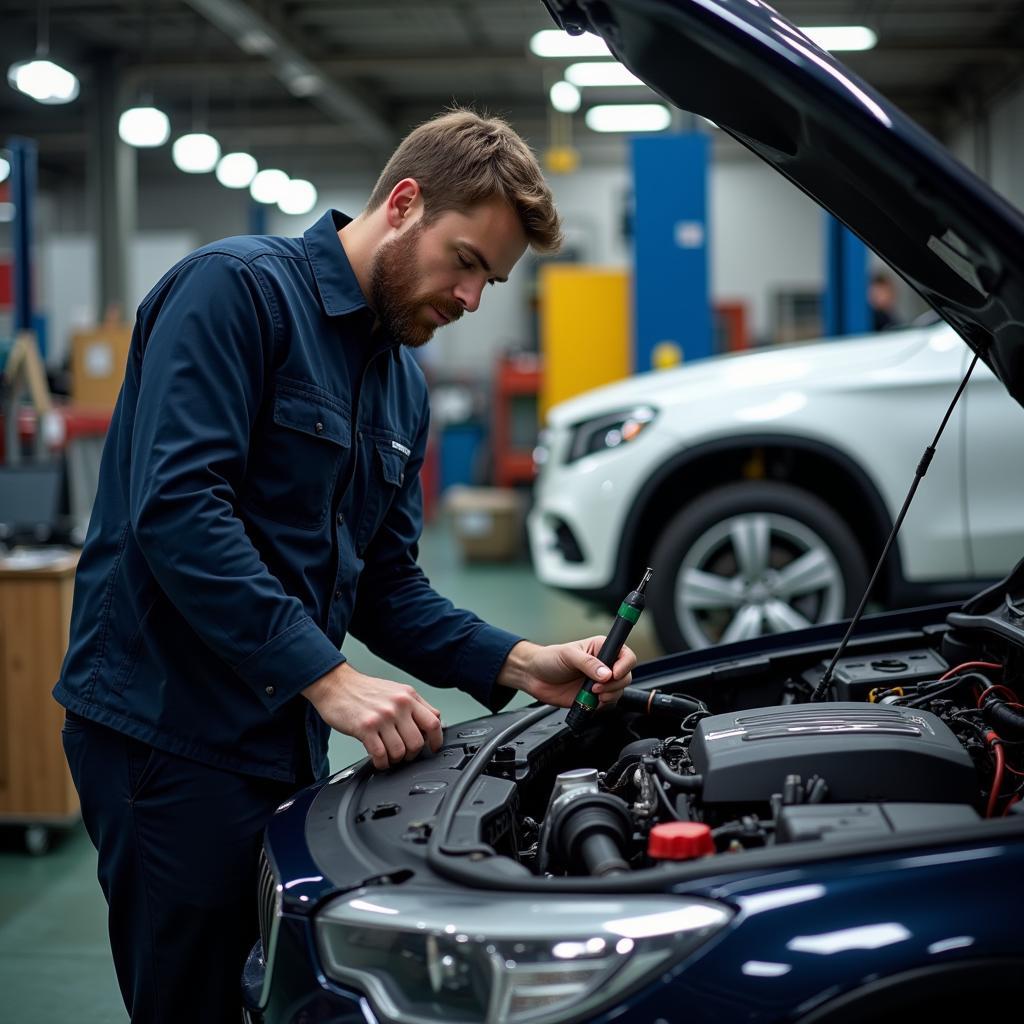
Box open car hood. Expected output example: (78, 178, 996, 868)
(543, 0, 1024, 408)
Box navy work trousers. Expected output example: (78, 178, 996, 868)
(62, 711, 298, 1023)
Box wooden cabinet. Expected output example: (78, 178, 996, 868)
(0, 550, 80, 826)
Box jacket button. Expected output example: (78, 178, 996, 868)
(315, 421, 324, 434)
(265, 685, 275, 697)
(334, 588, 342, 600)
(399, 472, 405, 485)
(336, 512, 344, 525)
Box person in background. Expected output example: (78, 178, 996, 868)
(53, 108, 636, 1024)
(869, 270, 902, 331)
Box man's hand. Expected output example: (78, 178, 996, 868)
(303, 663, 443, 770)
(497, 638, 636, 708)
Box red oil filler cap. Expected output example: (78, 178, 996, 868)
(647, 822, 715, 861)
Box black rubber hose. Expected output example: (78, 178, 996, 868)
(606, 738, 662, 785)
(618, 687, 705, 718)
(553, 794, 632, 877)
(982, 696, 1024, 741)
(644, 755, 704, 793)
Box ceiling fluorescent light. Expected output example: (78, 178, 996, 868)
(278, 179, 317, 216)
(529, 29, 610, 58)
(0, 155, 9, 184)
(250, 168, 289, 204)
(585, 104, 671, 133)
(550, 81, 581, 113)
(7, 58, 79, 104)
(800, 26, 877, 51)
(172, 133, 221, 174)
(119, 106, 171, 147)
(216, 151, 258, 188)
(565, 62, 643, 87)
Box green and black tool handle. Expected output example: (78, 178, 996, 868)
(565, 568, 652, 734)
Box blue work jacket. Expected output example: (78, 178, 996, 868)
(53, 210, 520, 782)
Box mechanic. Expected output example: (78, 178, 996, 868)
(869, 270, 902, 331)
(53, 109, 636, 1024)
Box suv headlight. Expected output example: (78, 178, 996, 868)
(315, 888, 731, 1024)
(566, 406, 656, 463)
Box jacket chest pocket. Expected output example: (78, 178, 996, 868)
(243, 384, 351, 530)
(355, 436, 411, 552)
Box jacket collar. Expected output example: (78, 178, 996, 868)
(303, 209, 370, 318)
(303, 208, 404, 362)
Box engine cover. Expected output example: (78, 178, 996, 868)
(688, 702, 977, 805)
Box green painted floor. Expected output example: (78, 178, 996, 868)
(0, 520, 660, 1022)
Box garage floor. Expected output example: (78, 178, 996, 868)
(0, 520, 659, 1022)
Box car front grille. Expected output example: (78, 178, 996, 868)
(257, 846, 277, 955)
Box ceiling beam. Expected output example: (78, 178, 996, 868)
(180, 0, 394, 148)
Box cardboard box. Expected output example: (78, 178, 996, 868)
(71, 323, 132, 409)
(445, 486, 525, 562)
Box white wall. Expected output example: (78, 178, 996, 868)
(709, 158, 822, 341)
(988, 86, 1024, 212)
(39, 232, 197, 369)
(948, 78, 1024, 214)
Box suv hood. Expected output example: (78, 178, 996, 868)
(543, 0, 1024, 408)
(548, 326, 933, 425)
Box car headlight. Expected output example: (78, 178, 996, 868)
(315, 887, 731, 1024)
(566, 406, 656, 463)
(532, 428, 552, 473)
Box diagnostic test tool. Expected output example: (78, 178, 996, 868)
(566, 568, 653, 734)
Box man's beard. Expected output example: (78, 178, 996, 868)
(369, 222, 463, 348)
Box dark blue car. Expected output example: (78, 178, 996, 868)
(243, 2, 1024, 1021)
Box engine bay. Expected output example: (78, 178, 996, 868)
(460, 606, 1024, 880)
(308, 593, 1024, 892)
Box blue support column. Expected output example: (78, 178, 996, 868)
(823, 213, 870, 336)
(630, 133, 711, 370)
(7, 136, 37, 336)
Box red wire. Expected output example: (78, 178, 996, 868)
(976, 684, 1021, 708)
(1003, 795, 1022, 817)
(986, 731, 1006, 818)
(940, 660, 1002, 682)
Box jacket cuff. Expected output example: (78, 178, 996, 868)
(235, 617, 347, 712)
(451, 624, 524, 713)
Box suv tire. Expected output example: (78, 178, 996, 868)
(649, 481, 869, 652)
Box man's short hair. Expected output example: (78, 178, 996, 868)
(367, 108, 562, 254)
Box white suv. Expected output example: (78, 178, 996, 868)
(529, 321, 1024, 652)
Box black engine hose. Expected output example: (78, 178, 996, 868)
(982, 696, 1024, 741)
(643, 755, 704, 793)
(618, 686, 705, 718)
(605, 738, 662, 786)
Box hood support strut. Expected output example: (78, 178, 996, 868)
(812, 351, 981, 700)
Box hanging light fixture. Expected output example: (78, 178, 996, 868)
(216, 151, 258, 189)
(549, 81, 581, 114)
(119, 106, 171, 147)
(250, 168, 289, 204)
(585, 104, 672, 133)
(7, 1, 79, 105)
(278, 178, 317, 216)
(118, 6, 169, 147)
(172, 132, 221, 174)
